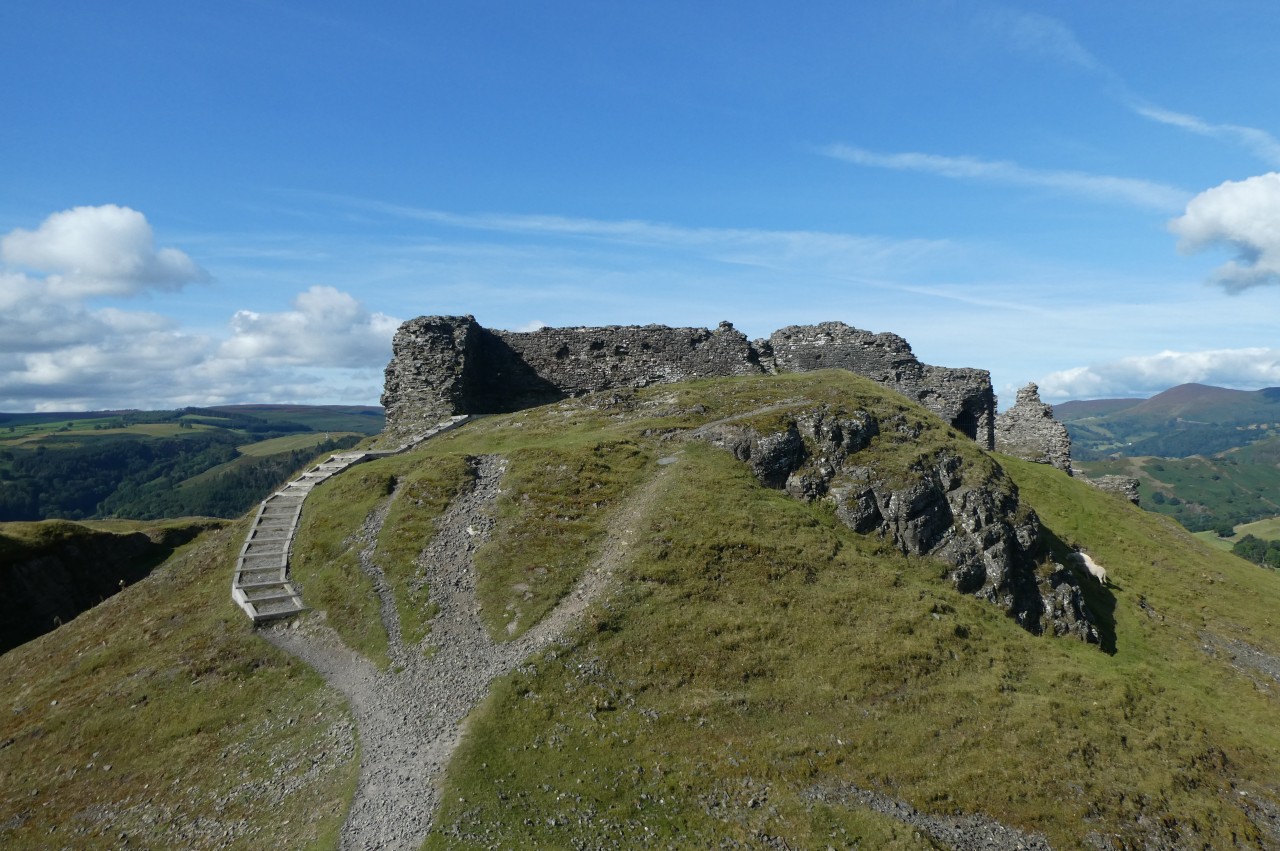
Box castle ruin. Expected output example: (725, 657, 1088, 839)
(381, 316, 998, 447)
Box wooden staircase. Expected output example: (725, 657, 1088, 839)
(231, 415, 469, 623)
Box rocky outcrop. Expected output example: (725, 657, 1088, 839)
(995, 383, 1072, 473)
(695, 404, 1098, 642)
(382, 316, 995, 447)
(765, 322, 996, 450)
(1084, 475, 1141, 505)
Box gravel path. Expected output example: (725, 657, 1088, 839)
(263, 453, 675, 850)
(805, 783, 1056, 850)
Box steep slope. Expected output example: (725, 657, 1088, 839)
(5, 371, 1280, 849)
(0, 522, 357, 849)
(0, 518, 222, 653)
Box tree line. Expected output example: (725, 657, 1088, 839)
(0, 432, 359, 521)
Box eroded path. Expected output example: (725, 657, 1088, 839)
(263, 453, 674, 850)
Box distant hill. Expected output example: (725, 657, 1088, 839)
(1053, 396, 1142, 419)
(1058, 383, 1280, 459)
(1077, 432, 1280, 532)
(0, 405, 382, 521)
(205, 404, 385, 435)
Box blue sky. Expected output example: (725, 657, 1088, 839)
(3, 1, 1280, 411)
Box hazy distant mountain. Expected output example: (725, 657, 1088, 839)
(1057, 383, 1280, 459)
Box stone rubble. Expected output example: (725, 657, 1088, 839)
(805, 783, 1058, 850)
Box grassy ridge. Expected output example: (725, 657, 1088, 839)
(420, 376, 1280, 848)
(6, 372, 1280, 848)
(0, 521, 356, 850)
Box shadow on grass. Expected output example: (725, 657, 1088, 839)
(1040, 525, 1118, 655)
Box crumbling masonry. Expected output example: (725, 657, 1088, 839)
(381, 316, 997, 446)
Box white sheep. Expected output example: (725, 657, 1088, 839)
(1068, 549, 1108, 587)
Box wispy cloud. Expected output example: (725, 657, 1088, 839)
(985, 8, 1107, 76)
(1132, 103, 1280, 168)
(819, 144, 1190, 212)
(988, 9, 1280, 169)
(291, 192, 960, 287)
(312, 194, 947, 258)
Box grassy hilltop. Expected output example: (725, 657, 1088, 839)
(3, 371, 1280, 849)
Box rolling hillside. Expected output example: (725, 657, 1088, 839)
(0, 406, 381, 521)
(3, 372, 1280, 849)
(1077, 432, 1280, 533)
(1059, 383, 1280, 460)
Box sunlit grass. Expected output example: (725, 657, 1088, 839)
(424, 378, 1280, 848)
(0, 522, 356, 849)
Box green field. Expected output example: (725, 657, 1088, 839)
(0, 407, 369, 522)
(1234, 515, 1280, 541)
(236, 431, 364, 457)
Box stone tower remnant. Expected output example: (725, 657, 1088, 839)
(994, 383, 1073, 473)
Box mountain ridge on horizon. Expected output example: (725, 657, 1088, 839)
(1055, 382, 1280, 422)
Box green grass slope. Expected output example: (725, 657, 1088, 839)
(422, 445, 1280, 849)
(0, 521, 357, 850)
(5, 372, 1280, 849)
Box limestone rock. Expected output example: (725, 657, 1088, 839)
(697, 405, 1099, 642)
(994, 383, 1072, 473)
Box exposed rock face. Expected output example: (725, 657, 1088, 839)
(382, 316, 995, 447)
(994, 383, 1072, 473)
(696, 404, 1098, 642)
(766, 323, 996, 450)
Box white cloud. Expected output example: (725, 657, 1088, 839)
(220, 285, 400, 367)
(0, 282, 399, 409)
(1039, 347, 1280, 400)
(1, 208, 400, 410)
(0, 204, 207, 297)
(820, 144, 1190, 212)
(1169, 172, 1280, 291)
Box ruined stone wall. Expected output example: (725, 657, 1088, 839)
(993, 383, 1073, 473)
(487, 320, 765, 400)
(764, 322, 995, 449)
(381, 315, 997, 447)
